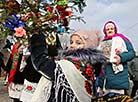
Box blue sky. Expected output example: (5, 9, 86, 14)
(70, 0, 138, 51)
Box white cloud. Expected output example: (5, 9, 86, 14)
(70, 0, 138, 50)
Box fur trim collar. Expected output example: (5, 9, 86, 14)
(62, 48, 107, 65)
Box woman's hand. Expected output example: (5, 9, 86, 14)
(114, 55, 121, 65)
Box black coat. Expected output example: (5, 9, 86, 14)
(22, 56, 41, 83)
(30, 34, 56, 80)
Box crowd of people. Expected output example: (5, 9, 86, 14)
(0, 20, 137, 102)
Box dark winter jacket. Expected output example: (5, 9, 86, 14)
(22, 56, 41, 83)
(30, 34, 56, 81)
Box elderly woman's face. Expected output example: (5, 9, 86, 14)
(68, 35, 85, 50)
(106, 24, 115, 36)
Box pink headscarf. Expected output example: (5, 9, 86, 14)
(71, 30, 101, 48)
(103, 21, 117, 35)
(103, 21, 130, 42)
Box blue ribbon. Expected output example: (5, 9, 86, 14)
(4, 14, 25, 30)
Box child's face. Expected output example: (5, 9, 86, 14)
(106, 24, 115, 36)
(68, 35, 85, 50)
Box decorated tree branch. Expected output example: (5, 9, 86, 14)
(0, 0, 87, 43)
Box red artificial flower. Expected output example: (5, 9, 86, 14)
(15, 27, 26, 37)
(37, 12, 42, 17)
(64, 10, 72, 16)
(56, 5, 67, 11)
(60, 9, 72, 20)
(47, 6, 53, 12)
(85, 68, 92, 76)
(53, 15, 58, 21)
(84, 64, 95, 81)
(26, 85, 33, 91)
(61, 14, 66, 20)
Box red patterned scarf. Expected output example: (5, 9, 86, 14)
(8, 43, 20, 84)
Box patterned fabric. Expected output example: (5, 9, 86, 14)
(31, 76, 52, 102)
(98, 39, 112, 60)
(20, 79, 38, 102)
(65, 57, 95, 81)
(64, 57, 95, 96)
(8, 43, 20, 84)
(8, 82, 23, 99)
(91, 92, 132, 102)
(48, 63, 79, 102)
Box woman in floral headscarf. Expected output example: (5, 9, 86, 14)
(95, 21, 135, 102)
(30, 29, 106, 102)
